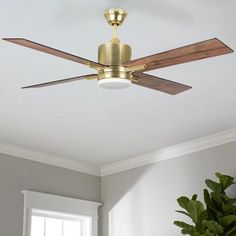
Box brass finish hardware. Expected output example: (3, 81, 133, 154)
(131, 77, 139, 82)
(104, 8, 127, 26)
(85, 75, 98, 80)
(96, 8, 133, 84)
(98, 8, 131, 67)
(98, 42, 131, 66)
(86, 62, 106, 71)
(98, 66, 132, 81)
(126, 64, 147, 72)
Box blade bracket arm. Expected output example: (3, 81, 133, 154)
(125, 64, 147, 72)
(85, 75, 98, 80)
(86, 62, 108, 71)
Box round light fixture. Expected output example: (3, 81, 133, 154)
(98, 78, 131, 89)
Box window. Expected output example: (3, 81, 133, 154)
(30, 209, 91, 236)
(22, 191, 101, 236)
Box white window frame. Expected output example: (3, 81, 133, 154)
(22, 191, 102, 236)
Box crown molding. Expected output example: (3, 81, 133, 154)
(0, 129, 236, 177)
(0, 142, 100, 176)
(101, 128, 236, 176)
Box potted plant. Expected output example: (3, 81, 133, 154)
(174, 173, 236, 236)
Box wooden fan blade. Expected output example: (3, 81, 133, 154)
(3, 38, 104, 69)
(125, 38, 233, 72)
(133, 72, 192, 95)
(22, 74, 97, 89)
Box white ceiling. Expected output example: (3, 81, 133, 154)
(0, 0, 236, 168)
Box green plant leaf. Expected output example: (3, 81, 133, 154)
(202, 229, 214, 236)
(223, 203, 233, 212)
(174, 173, 236, 236)
(225, 224, 236, 236)
(186, 200, 205, 223)
(202, 220, 223, 234)
(211, 192, 224, 207)
(174, 221, 196, 235)
(177, 196, 190, 210)
(174, 221, 194, 229)
(196, 201, 205, 215)
(228, 198, 236, 204)
(216, 172, 235, 190)
(187, 200, 198, 223)
(205, 179, 222, 193)
(215, 172, 222, 179)
(221, 215, 236, 227)
(199, 210, 208, 222)
(182, 228, 195, 235)
(203, 189, 211, 206)
(175, 210, 190, 217)
(192, 233, 201, 236)
(223, 203, 236, 215)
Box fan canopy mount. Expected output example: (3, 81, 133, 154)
(2, 8, 233, 94)
(104, 8, 128, 26)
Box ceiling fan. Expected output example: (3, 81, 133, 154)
(3, 8, 233, 95)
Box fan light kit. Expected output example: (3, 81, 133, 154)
(3, 8, 233, 94)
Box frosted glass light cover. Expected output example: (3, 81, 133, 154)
(98, 78, 131, 89)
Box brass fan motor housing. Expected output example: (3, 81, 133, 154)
(98, 42, 132, 81)
(98, 42, 131, 65)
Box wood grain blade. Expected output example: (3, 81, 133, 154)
(3, 38, 104, 68)
(125, 38, 233, 72)
(133, 72, 192, 95)
(22, 74, 97, 88)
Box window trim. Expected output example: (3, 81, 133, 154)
(32, 209, 90, 222)
(22, 191, 102, 236)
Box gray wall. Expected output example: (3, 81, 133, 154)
(0, 153, 101, 236)
(101, 141, 236, 236)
